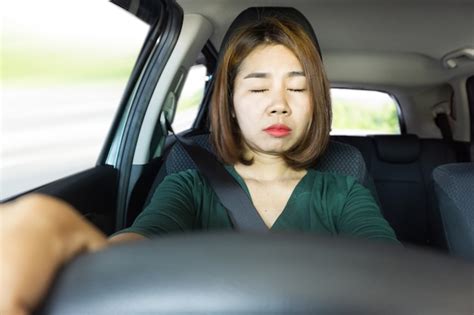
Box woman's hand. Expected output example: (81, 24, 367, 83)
(0, 194, 108, 315)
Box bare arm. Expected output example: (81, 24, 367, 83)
(0, 194, 145, 315)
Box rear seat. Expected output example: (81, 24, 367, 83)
(333, 134, 457, 248)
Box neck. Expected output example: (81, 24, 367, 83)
(234, 151, 305, 182)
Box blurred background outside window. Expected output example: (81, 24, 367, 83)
(1, 0, 148, 199)
(173, 63, 208, 133)
(330, 88, 401, 135)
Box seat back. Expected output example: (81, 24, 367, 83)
(333, 135, 458, 247)
(371, 135, 428, 245)
(156, 133, 376, 196)
(138, 133, 377, 227)
(433, 163, 474, 261)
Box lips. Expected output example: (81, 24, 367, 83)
(263, 124, 292, 137)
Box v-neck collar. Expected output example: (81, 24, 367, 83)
(224, 165, 312, 229)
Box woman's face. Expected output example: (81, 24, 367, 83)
(232, 44, 312, 157)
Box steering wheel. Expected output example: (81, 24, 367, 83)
(35, 232, 473, 314)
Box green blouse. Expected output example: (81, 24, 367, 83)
(119, 166, 399, 243)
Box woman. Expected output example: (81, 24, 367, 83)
(0, 17, 398, 315)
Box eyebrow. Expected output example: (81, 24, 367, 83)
(288, 71, 305, 78)
(243, 72, 268, 79)
(243, 71, 306, 79)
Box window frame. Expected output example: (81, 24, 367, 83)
(192, 41, 218, 131)
(105, 0, 184, 230)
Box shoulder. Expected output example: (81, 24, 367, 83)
(161, 169, 206, 186)
(150, 169, 210, 201)
(307, 169, 360, 192)
(304, 170, 370, 208)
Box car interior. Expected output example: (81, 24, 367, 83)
(21, 0, 473, 313)
(124, 0, 474, 256)
(27, 0, 473, 258)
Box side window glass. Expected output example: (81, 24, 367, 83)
(330, 88, 402, 135)
(1, 1, 148, 199)
(172, 59, 208, 133)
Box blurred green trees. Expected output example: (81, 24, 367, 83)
(331, 93, 400, 134)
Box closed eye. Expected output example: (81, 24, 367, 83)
(288, 88, 306, 92)
(250, 89, 268, 93)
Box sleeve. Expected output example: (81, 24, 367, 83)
(336, 177, 400, 244)
(115, 170, 199, 238)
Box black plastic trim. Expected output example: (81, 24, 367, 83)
(193, 41, 218, 131)
(1, 166, 119, 234)
(111, 0, 162, 25)
(467, 75, 474, 144)
(114, 1, 184, 230)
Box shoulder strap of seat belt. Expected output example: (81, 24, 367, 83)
(434, 113, 468, 162)
(434, 113, 453, 142)
(165, 120, 268, 232)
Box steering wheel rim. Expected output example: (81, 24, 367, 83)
(36, 232, 473, 314)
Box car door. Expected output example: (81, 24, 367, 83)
(1, 0, 183, 235)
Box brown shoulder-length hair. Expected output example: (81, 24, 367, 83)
(210, 17, 332, 170)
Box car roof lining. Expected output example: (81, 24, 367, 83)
(177, 0, 474, 87)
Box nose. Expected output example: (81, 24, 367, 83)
(268, 87, 291, 116)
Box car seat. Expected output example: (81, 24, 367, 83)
(433, 163, 474, 261)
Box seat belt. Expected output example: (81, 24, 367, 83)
(434, 113, 468, 162)
(165, 120, 268, 232)
(434, 113, 453, 142)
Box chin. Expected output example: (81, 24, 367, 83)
(246, 138, 296, 155)
(258, 145, 292, 155)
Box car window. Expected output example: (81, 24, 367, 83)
(172, 61, 208, 133)
(1, 1, 148, 199)
(330, 88, 402, 135)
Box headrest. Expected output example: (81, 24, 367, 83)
(219, 7, 322, 61)
(374, 135, 420, 163)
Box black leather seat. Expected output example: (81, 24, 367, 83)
(433, 163, 474, 261)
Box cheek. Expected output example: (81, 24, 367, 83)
(232, 97, 253, 133)
(291, 94, 312, 116)
(291, 99, 313, 134)
(232, 97, 246, 124)
(233, 94, 266, 120)
(235, 107, 260, 132)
